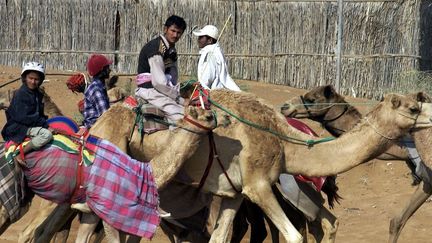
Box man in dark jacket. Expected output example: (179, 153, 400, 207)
(2, 62, 53, 165)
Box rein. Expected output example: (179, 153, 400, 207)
(183, 115, 214, 131)
(198, 131, 241, 193)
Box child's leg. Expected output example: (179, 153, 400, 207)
(27, 127, 53, 149)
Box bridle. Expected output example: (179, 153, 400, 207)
(366, 102, 422, 140)
(299, 95, 336, 117)
(299, 95, 349, 134)
(183, 114, 214, 131)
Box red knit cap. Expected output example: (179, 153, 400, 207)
(87, 54, 112, 76)
(66, 73, 87, 93)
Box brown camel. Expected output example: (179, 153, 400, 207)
(281, 84, 432, 243)
(83, 89, 432, 243)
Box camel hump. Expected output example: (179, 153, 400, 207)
(286, 117, 318, 137)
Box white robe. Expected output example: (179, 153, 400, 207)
(197, 43, 241, 91)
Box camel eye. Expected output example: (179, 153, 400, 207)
(304, 98, 315, 104)
(409, 107, 419, 113)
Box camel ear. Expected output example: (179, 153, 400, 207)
(390, 95, 401, 108)
(186, 106, 199, 119)
(323, 85, 336, 99)
(414, 91, 432, 103)
(107, 75, 119, 89)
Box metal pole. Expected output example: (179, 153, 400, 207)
(335, 0, 344, 92)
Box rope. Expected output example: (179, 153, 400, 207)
(0, 78, 20, 88)
(203, 91, 334, 146)
(286, 102, 378, 107)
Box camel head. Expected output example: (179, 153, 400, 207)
(107, 86, 128, 104)
(281, 85, 346, 119)
(365, 94, 432, 139)
(0, 89, 16, 110)
(407, 91, 432, 103)
(177, 106, 217, 133)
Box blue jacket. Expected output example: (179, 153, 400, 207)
(1, 84, 48, 143)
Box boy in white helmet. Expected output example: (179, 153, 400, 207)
(193, 25, 241, 91)
(2, 62, 53, 165)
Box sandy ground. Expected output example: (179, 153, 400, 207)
(0, 65, 431, 243)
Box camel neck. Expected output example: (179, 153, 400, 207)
(282, 118, 395, 177)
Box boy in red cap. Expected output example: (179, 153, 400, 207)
(83, 54, 112, 128)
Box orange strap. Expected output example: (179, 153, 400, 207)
(19, 143, 25, 161)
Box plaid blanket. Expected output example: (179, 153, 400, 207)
(23, 144, 85, 203)
(86, 138, 160, 239)
(2, 131, 159, 238)
(0, 143, 29, 223)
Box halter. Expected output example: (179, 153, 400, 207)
(319, 104, 350, 135)
(365, 102, 422, 140)
(299, 95, 335, 116)
(183, 114, 214, 131)
(109, 97, 125, 104)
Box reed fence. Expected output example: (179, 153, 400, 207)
(0, 0, 429, 99)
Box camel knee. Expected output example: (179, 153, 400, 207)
(389, 217, 402, 235)
(0, 206, 9, 227)
(321, 218, 338, 243)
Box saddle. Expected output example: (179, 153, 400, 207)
(124, 96, 169, 134)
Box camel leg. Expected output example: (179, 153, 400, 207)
(31, 204, 75, 243)
(209, 196, 243, 243)
(245, 200, 268, 242)
(230, 201, 249, 243)
(306, 207, 338, 243)
(0, 205, 9, 230)
(242, 182, 303, 243)
(102, 221, 126, 243)
(389, 181, 432, 243)
(75, 212, 100, 243)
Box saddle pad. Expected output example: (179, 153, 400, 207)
(130, 97, 169, 133)
(285, 117, 326, 191)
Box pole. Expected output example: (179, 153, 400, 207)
(335, 0, 344, 92)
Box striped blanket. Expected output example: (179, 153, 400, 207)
(0, 143, 31, 223)
(3, 133, 160, 238)
(86, 138, 160, 238)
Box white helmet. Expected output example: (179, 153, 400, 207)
(21, 62, 45, 81)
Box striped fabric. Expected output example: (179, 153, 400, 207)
(23, 144, 86, 204)
(0, 143, 27, 222)
(3, 133, 160, 238)
(86, 138, 160, 239)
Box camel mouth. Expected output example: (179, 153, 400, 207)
(413, 103, 432, 129)
(280, 103, 299, 117)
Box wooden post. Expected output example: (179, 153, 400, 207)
(335, 0, 344, 92)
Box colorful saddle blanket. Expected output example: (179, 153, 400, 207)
(1, 117, 160, 238)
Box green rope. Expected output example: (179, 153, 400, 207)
(180, 79, 198, 93)
(203, 92, 334, 146)
(286, 102, 378, 107)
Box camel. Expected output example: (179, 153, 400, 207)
(77, 89, 432, 243)
(0, 87, 69, 243)
(280, 84, 432, 242)
(33, 85, 341, 243)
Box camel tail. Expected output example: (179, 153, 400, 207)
(321, 175, 343, 209)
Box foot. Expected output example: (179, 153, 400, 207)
(158, 206, 171, 218)
(71, 202, 92, 213)
(14, 156, 26, 167)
